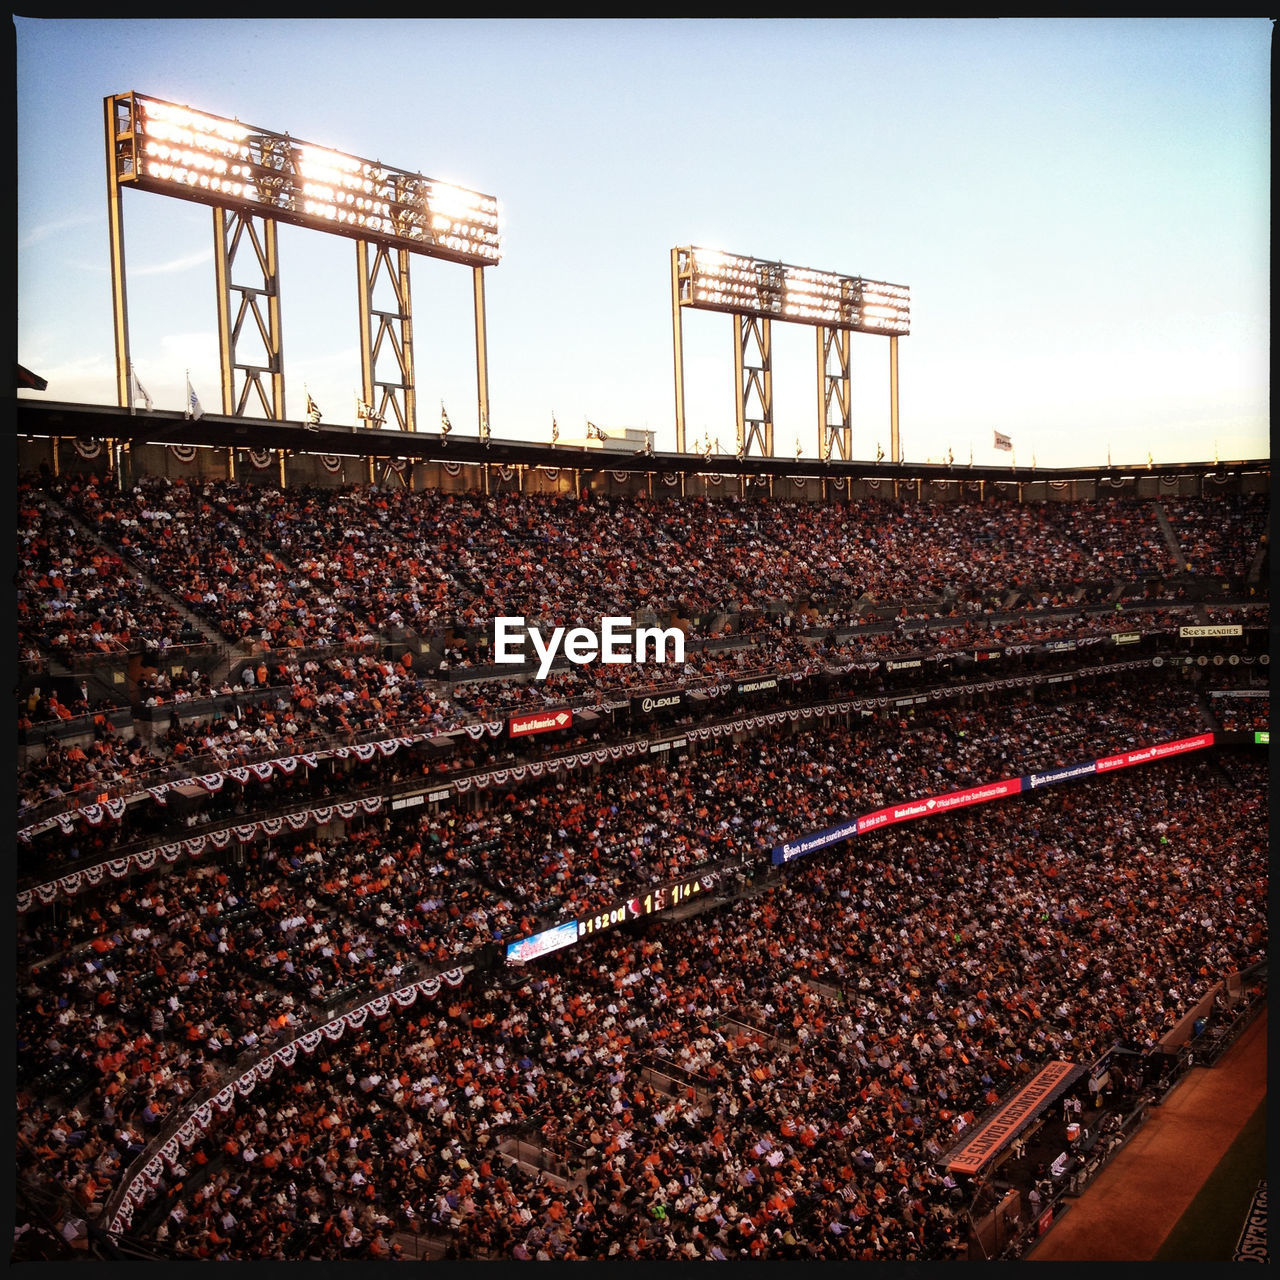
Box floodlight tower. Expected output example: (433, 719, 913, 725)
(671, 246, 910, 460)
(105, 91, 500, 434)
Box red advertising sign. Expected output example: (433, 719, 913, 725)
(508, 708, 574, 738)
(858, 776, 1023, 835)
(1095, 732, 1214, 774)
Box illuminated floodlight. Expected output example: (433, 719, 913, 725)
(676, 245, 909, 335)
(110, 91, 501, 267)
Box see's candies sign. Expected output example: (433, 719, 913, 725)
(509, 708, 573, 738)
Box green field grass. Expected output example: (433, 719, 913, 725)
(1155, 1098, 1267, 1261)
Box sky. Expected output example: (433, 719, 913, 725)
(13, 17, 1273, 468)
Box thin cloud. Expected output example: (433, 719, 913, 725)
(132, 248, 213, 277)
(20, 213, 97, 250)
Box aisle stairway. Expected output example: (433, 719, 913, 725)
(1150, 501, 1189, 574)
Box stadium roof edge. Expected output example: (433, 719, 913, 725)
(13, 398, 1270, 486)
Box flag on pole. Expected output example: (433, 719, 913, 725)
(875, 443, 884, 463)
(129, 365, 153, 414)
(586, 420, 609, 441)
(440, 404, 452, 437)
(185, 373, 204, 421)
(304, 392, 322, 429)
(551, 413, 559, 444)
(993, 430, 1012, 453)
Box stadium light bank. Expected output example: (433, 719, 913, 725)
(494, 616, 685, 680)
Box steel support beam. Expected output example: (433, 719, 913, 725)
(671, 248, 689, 453)
(213, 208, 284, 419)
(735, 313, 772, 457)
(357, 241, 416, 432)
(473, 266, 490, 444)
(818, 325, 852, 460)
(105, 95, 133, 411)
(890, 334, 901, 463)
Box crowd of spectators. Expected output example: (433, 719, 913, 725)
(31, 476, 1258, 665)
(1162, 493, 1269, 577)
(60, 749, 1265, 1261)
(1210, 694, 1269, 734)
(18, 671, 1211, 889)
(16, 684, 1257, 1251)
(13, 467, 1269, 1260)
(18, 586, 1251, 839)
(16, 480, 193, 665)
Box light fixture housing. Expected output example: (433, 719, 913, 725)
(108, 91, 501, 267)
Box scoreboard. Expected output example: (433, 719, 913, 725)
(577, 873, 719, 940)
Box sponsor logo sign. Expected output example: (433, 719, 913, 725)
(1095, 732, 1214, 773)
(1179, 624, 1242, 638)
(505, 920, 579, 964)
(509, 708, 574, 738)
(865, 777, 1024, 831)
(632, 691, 684, 715)
(886, 658, 922, 671)
(1026, 761, 1097, 790)
(1111, 632, 1141, 644)
(736, 677, 778, 695)
(773, 818, 860, 866)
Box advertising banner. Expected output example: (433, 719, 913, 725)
(509, 708, 574, 738)
(505, 920, 579, 964)
(772, 817, 860, 865)
(773, 733, 1213, 872)
(631, 691, 685, 715)
(1095, 732, 1214, 773)
(1111, 632, 1141, 645)
(1179, 624, 1242, 638)
(858, 776, 1023, 834)
(1024, 761, 1097, 790)
(736, 677, 778, 696)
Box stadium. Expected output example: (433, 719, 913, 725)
(13, 46, 1270, 1266)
